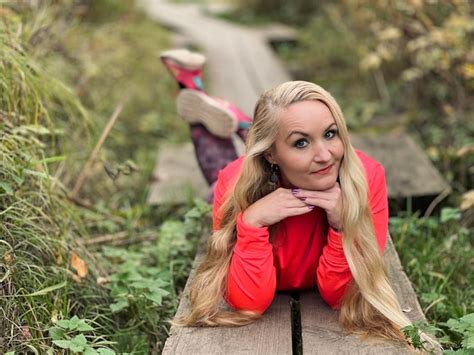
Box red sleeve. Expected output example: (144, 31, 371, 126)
(316, 163, 388, 309)
(212, 170, 276, 314)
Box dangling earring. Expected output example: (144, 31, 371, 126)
(270, 163, 279, 187)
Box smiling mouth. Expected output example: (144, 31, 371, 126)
(313, 164, 333, 174)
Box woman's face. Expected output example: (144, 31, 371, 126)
(266, 100, 344, 191)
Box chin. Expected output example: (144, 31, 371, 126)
(305, 177, 338, 191)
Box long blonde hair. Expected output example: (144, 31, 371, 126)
(170, 81, 423, 345)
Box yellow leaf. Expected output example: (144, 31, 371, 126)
(460, 190, 474, 211)
(71, 252, 88, 279)
(461, 63, 474, 79)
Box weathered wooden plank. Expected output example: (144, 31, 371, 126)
(384, 235, 425, 322)
(299, 234, 422, 354)
(162, 244, 293, 355)
(351, 132, 449, 198)
(147, 143, 209, 205)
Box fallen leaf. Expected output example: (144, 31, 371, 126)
(71, 252, 88, 279)
(460, 190, 474, 211)
(4, 253, 13, 265)
(96, 276, 109, 285)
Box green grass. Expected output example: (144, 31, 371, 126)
(390, 208, 473, 351)
(0, 1, 209, 353)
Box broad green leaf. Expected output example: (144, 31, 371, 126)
(53, 340, 72, 349)
(56, 319, 71, 329)
(463, 335, 474, 350)
(83, 347, 99, 355)
(69, 334, 87, 352)
(144, 291, 162, 305)
(48, 326, 66, 340)
(110, 299, 129, 313)
(98, 348, 116, 355)
(461, 313, 474, 325)
(76, 320, 94, 332)
(68, 315, 80, 330)
(441, 207, 461, 223)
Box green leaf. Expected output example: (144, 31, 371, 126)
(110, 298, 129, 313)
(463, 335, 474, 350)
(448, 318, 465, 333)
(0, 182, 14, 195)
(68, 315, 80, 330)
(5, 352, 15, 355)
(144, 291, 162, 305)
(76, 320, 94, 332)
(53, 340, 72, 349)
(69, 334, 87, 352)
(131, 280, 154, 290)
(30, 155, 66, 165)
(56, 319, 70, 329)
(48, 326, 66, 340)
(25, 281, 67, 296)
(461, 313, 474, 326)
(83, 347, 99, 355)
(98, 348, 116, 355)
(441, 207, 461, 223)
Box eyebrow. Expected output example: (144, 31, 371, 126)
(286, 123, 337, 140)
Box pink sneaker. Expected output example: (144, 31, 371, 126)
(176, 89, 238, 138)
(160, 49, 206, 90)
(213, 97, 253, 129)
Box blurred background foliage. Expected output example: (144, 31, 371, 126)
(232, 0, 473, 194)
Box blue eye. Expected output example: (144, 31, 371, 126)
(325, 129, 337, 139)
(294, 139, 309, 149)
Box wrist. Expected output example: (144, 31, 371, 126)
(242, 210, 265, 228)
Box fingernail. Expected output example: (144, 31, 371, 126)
(308, 205, 315, 209)
(291, 188, 300, 194)
(299, 197, 307, 201)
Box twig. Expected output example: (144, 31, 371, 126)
(424, 186, 452, 218)
(83, 231, 128, 245)
(70, 101, 125, 198)
(83, 232, 157, 247)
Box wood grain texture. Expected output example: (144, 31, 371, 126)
(299, 234, 423, 354)
(147, 143, 209, 205)
(162, 244, 293, 355)
(351, 133, 449, 198)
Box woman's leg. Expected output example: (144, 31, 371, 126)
(190, 123, 238, 186)
(160, 49, 249, 190)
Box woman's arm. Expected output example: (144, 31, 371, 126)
(315, 163, 389, 308)
(212, 170, 277, 314)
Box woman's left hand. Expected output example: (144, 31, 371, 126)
(292, 182, 343, 231)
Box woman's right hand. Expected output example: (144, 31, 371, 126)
(242, 188, 314, 228)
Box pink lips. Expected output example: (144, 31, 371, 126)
(313, 164, 333, 175)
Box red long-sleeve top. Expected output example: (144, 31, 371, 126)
(212, 149, 388, 314)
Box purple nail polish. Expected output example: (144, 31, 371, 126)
(291, 188, 300, 194)
(308, 205, 315, 209)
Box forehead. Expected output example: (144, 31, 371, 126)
(278, 100, 335, 134)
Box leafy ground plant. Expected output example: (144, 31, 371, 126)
(48, 316, 115, 354)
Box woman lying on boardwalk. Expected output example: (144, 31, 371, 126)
(160, 49, 434, 348)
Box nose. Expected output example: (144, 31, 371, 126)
(312, 140, 331, 163)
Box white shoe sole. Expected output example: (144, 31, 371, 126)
(176, 90, 238, 138)
(160, 49, 206, 70)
